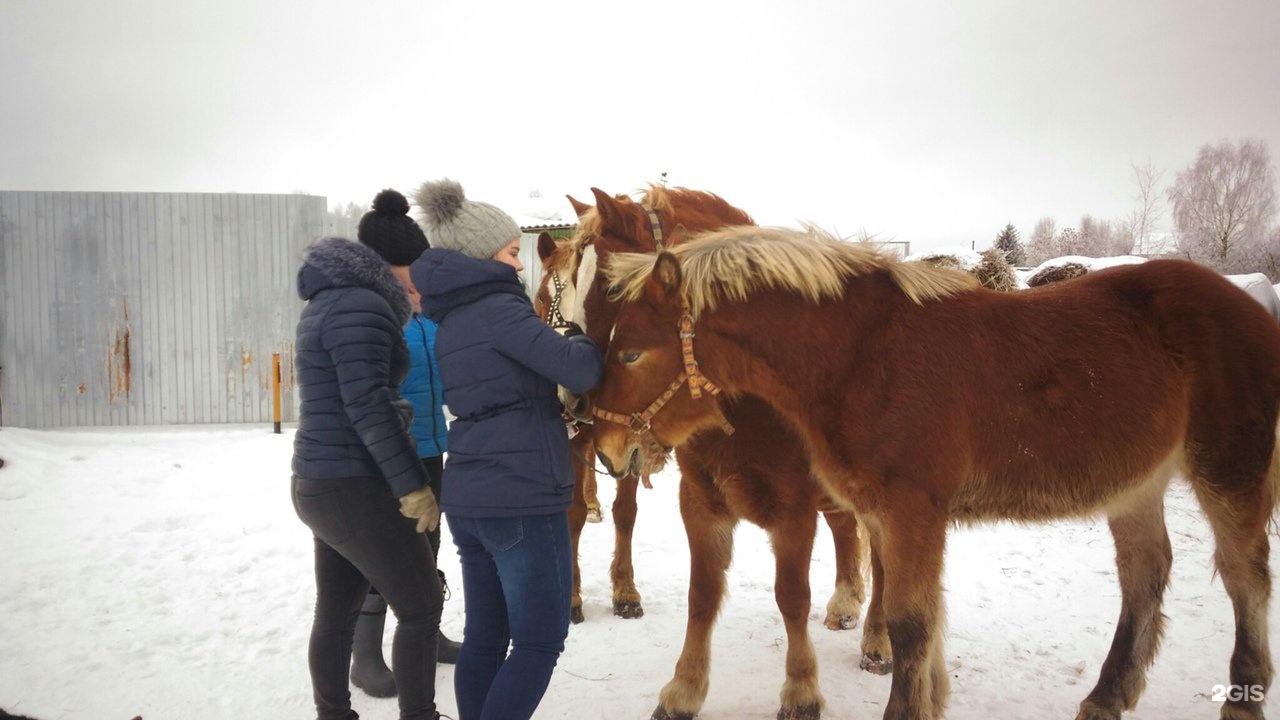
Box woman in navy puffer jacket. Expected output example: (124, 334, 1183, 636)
(292, 234, 444, 720)
(411, 179, 601, 720)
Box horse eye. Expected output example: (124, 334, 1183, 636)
(620, 351, 641, 364)
(606, 284, 623, 301)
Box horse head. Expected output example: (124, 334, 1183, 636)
(590, 251, 731, 478)
(558, 186, 754, 425)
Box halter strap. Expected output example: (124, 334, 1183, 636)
(592, 302, 733, 437)
(643, 206, 664, 251)
(544, 270, 574, 331)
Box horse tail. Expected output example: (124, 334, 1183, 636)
(1269, 421, 1280, 533)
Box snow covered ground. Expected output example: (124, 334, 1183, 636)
(1, 425, 1275, 719)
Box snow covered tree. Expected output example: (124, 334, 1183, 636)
(994, 223, 1025, 266)
(1025, 217, 1058, 265)
(1124, 160, 1165, 256)
(1169, 138, 1277, 274)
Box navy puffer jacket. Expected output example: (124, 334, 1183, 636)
(291, 237, 427, 498)
(410, 248, 602, 517)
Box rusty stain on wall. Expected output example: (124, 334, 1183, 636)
(107, 297, 133, 402)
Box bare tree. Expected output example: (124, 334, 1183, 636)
(1168, 138, 1276, 273)
(1025, 217, 1058, 265)
(1124, 160, 1165, 256)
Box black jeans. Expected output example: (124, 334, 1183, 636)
(292, 474, 442, 720)
(422, 455, 444, 562)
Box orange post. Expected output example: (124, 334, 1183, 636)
(272, 352, 282, 434)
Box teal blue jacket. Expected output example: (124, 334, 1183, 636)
(402, 314, 448, 458)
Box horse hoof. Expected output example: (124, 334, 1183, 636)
(777, 703, 821, 720)
(614, 600, 645, 619)
(859, 652, 892, 675)
(1074, 701, 1121, 720)
(571, 605, 585, 624)
(586, 508, 603, 523)
(824, 613, 855, 630)
(651, 705, 695, 720)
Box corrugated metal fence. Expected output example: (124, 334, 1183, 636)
(0, 191, 325, 428)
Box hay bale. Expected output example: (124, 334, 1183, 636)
(1027, 262, 1090, 287)
(915, 254, 968, 272)
(974, 248, 1019, 292)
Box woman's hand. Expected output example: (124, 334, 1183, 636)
(398, 486, 439, 533)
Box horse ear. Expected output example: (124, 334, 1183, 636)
(669, 224, 689, 246)
(566, 195, 593, 219)
(591, 187, 624, 229)
(536, 232, 557, 264)
(651, 251, 683, 300)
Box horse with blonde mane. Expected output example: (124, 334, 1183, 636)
(546, 186, 878, 720)
(591, 224, 1280, 720)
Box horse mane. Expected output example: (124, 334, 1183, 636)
(570, 185, 756, 254)
(639, 185, 756, 227)
(604, 225, 980, 319)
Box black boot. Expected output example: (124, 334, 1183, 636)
(351, 592, 396, 697)
(437, 571, 462, 665)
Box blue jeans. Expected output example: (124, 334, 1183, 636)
(447, 512, 572, 720)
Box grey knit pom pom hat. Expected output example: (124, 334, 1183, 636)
(414, 179, 521, 260)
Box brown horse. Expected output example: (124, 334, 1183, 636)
(591, 225, 1280, 720)
(533, 230, 645, 624)
(559, 187, 875, 720)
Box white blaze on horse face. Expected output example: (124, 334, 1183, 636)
(571, 245, 598, 335)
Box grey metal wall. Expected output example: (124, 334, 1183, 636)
(0, 191, 326, 428)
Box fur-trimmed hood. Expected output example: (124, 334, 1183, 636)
(297, 236, 412, 325)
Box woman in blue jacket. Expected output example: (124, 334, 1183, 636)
(411, 179, 602, 720)
(292, 220, 444, 720)
(401, 295, 463, 665)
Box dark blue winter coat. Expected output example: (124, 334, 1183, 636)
(410, 248, 602, 517)
(292, 237, 428, 498)
(402, 314, 448, 458)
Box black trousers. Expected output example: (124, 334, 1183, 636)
(292, 474, 442, 720)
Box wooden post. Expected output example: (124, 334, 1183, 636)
(272, 353, 282, 434)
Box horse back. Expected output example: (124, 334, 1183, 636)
(839, 259, 1280, 521)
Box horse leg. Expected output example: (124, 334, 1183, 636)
(653, 477, 737, 720)
(822, 509, 868, 630)
(612, 472, 644, 618)
(1075, 479, 1173, 720)
(875, 506, 949, 720)
(860, 524, 892, 675)
(567, 433, 593, 624)
(585, 464, 603, 522)
(1190, 475, 1276, 720)
(770, 512, 824, 720)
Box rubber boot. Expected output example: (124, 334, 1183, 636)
(436, 571, 462, 665)
(350, 592, 396, 698)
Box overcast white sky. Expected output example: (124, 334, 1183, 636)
(2, 0, 1277, 252)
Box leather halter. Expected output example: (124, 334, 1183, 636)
(544, 269, 575, 332)
(643, 205, 665, 251)
(593, 303, 734, 438)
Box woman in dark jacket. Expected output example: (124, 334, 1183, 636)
(292, 231, 444, 720)
(410, 179, 602, 720)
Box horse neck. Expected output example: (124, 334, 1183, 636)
(667, 198, 753, 235)
(692, 284, 886, 423)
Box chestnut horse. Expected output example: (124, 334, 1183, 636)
(559, 187, 875, 720)
(533, 230, 645, 624)
(592, 225, 1280, 720)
